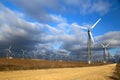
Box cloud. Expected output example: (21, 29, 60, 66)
(95, 31, 120, 48)
(50, 14, 66, 23)
(0, 1, 119, 59)
(89, 31, 120, 52)
(11, 0, 62, 23)
(0, 3, 87, 55)
(90, 0, 110, 15)
(8, 0, 111, 24)
(0, 3, 45, 50)
(65, 0, 111, 15)
(56, 49, 70, 55)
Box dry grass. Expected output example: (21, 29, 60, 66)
(0, 64, 116, 80)
(0, 58, 106, 71)
(111, 64, 120, 80)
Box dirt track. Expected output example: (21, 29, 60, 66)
(0, 64, 116, 80)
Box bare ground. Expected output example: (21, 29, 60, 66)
(0, 64, 116, 80)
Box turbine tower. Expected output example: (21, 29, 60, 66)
(32, 50, 38, 59)
(101, 42, 110, 63)
(108, 52, 111, 63)
(79, 18, 101, 64)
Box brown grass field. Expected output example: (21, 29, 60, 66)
(0, 63, 116, 80)
(0, 58, 107, 71)
(0, 58, 116, 80)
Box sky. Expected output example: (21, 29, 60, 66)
(0, 0, 120, 57)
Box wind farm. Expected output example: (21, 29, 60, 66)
(0, 0, 120, 80)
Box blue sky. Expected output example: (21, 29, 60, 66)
(0, 0, 120, 57)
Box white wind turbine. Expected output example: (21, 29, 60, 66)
(39, 49, 46, 60)
(32, 50, 38, 59)
(5, 45, 12, 59)
(79, 18, 101, 64)
(21, 49, 26, 59)
(49, 53, 53, 60)
(101, 42, 110, 63)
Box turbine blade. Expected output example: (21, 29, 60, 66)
(79, 26, 88, 30)
(106, 42, 110, 47)
(90, 18, 101, 29)
(9, 45, 11, 50)
(101, 43, 105, 47)
(9, 50, 11, 53)
(89, 31, 94, 43)
(21, 49, 24, 52)
(72, 23, 88, 30)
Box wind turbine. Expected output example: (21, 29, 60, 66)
(21, 49, 26, 59)
(32, 49, 39, 59)
(101, 42, 110, 63)
(49, 53, 53, 60)
(79, 18, 101, 64)
(63, 53, 69, 61)
(5, 45, 12, 59)
(40, 49, 46, 60)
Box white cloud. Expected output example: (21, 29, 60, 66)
(8, 0, 111, 24)
(0, 3, 88, 54)
(45, 24, 60, 34)
(0, 3, 45, 46)
(95, 31, 120, 48)
(50, 14, 66, 23)
(0, 1, 118, 57)
(65, 0, 111, 15)
(90, 0, 110, 15)
(11, 0, 61, 23)
(56, 49, 70, 55)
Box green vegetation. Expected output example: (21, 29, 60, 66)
(0, 58, 106, 71)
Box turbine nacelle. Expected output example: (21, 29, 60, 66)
(21, 49, 27, 54)
(21, 49, 25, 53)
(101, 42, 110, 48)
(79, 18, 101, 43)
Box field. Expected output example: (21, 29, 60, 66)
(0, 64, 116, 80)
(0, 58, 116, 80)
(0, 58, 106, 71)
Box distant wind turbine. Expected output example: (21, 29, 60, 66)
(63, 54, 69, 61)
(5, 45, 12, 59)
(39, 50, 46, 60)
(79, 18, 101, 64)
(101, 42, 110, 63)
(21, 49, 26, 59)
(32, 50, 38, 59)
(49, 53, 53, 60)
